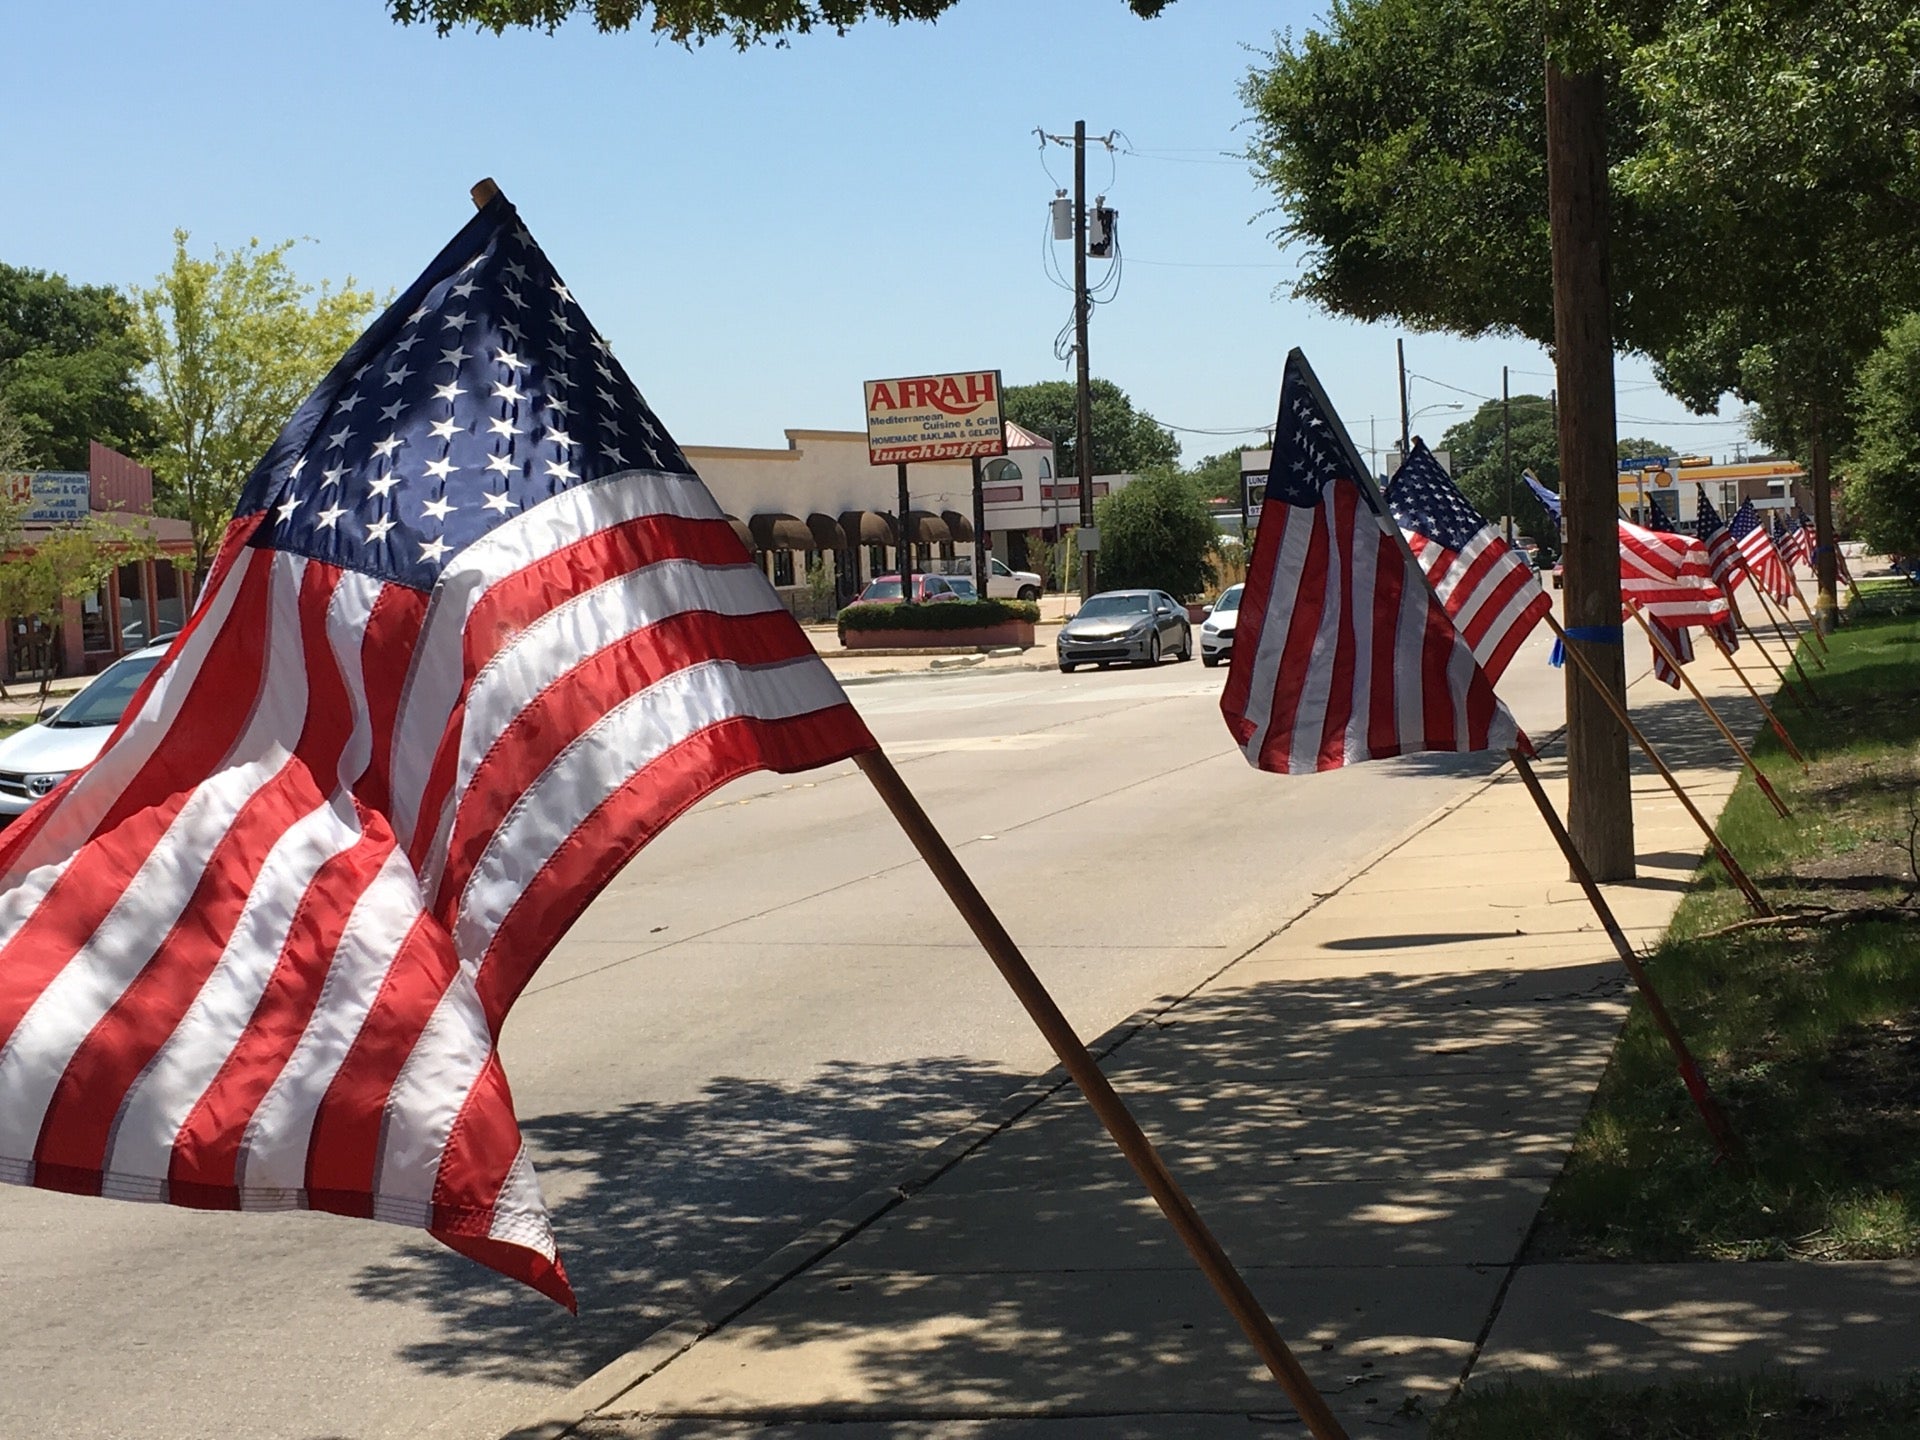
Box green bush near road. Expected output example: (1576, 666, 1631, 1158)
(836, 599, 1039, 640)
(1534, 581, 1920, 1264)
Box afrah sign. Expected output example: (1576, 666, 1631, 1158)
(863, 370, 1007, 466)
(6, 471, 92, 524)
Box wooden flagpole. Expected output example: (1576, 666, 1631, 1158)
(1730, 602, 1813, 717)
(1542, 612, 1771, 915)
(1747, 574, 1825, 687)
(1507, 749, 1743, 1164)
(1706, 629, 1806, 768)
(855, 750, 1350, 1440)
(1786, 569, 1831, 652)
(1626, 602, 1791, 819)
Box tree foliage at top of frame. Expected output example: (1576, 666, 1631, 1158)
(388, 0, 1173, 47)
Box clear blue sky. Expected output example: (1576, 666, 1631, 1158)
(7, 0, 1748, 468)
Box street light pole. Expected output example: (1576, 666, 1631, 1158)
(1502, 366, 1513, 542)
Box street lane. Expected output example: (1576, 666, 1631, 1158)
(0, 615, 1641, 1440)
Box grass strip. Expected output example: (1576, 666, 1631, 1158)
(1432, 1373, 1920, 1439)
(1533, 580, 1920, 1261)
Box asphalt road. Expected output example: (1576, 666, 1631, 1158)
(0, 621, 1614, 1440)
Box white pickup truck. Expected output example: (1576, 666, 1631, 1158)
(940, 556, 1044, 600)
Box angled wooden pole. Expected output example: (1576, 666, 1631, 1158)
(855, 749, 1350, 1440)
(1706, 629, 1806, 768)
(1543, 611, 1771, 915)
(1748, 576, 1825, 687)
(1508, 749, 1744, 1165)
(1730, 602, 1812, 717)
(1788, 571, 1831, 653)
(1626, 603, 1790, 819)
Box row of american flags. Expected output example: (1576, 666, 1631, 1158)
(0, 200, 1825, 1303)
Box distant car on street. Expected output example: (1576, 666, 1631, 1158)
(1199, 582, 1244, 668)
(1056, 589, 1192, 672)
(0, 644, 169, 823)
(850, 573, 963, 605)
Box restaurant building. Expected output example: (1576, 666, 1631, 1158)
(2, 443, 195, 683)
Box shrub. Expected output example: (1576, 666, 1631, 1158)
(1093, 467, 1217, 600)
(837, 598, 1039, 639)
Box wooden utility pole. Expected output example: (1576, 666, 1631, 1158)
(1073, 120, 1097, 599)
(1809, 425, 1839, 633)
(1396, 338, 1410, 462)
(1546, 57, 1635, 881)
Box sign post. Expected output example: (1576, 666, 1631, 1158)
(864, 370, 1006, 603)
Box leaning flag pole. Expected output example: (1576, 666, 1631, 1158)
(1541, 610, 1772, 916)
(856, 749, 1351, 1440)
(1728, 593, 1814, 717)
(1626, 601, 1791, 819)
(1507, 748, 1744, 1164)
(461, 181, 1347, 1438)
(1744, 567, 1824, 690)
(1706, 628, 1807, 769)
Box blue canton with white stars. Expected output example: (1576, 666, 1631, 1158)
(1693, 491, 1725, 540)
(1386, 444, 1484, 550)
(1271, 357, 1362, 509)
(1644, 496, 1677, 531)
(247, 203, 691, 592)
(1727, 500, 1765, 543)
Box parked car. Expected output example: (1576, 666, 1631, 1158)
(943, 574, 979, 599)
(850, 573, 963, 604)
(1199, 582, 1245, 668)
(0, 644, 169, 823)
(984, 556, 1043, 601)
(1056, 589, 1192, 672)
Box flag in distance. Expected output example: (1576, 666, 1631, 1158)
(1692, 492, 1746, 593)
(1522, 469, 1562, 523)
(1729, 500, 1793, 602)
(1221, 350, 1525, 773)
(1385, 440, 1550, 683)
(1635, 505, 1732, 686)
(1783, 511, 1815, 568)
(0, 193, 878, 1308)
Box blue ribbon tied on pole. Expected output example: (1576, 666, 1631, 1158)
(1550, 624, 1624, 668)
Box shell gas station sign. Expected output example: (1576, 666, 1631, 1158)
(863, 370, 1007, 466)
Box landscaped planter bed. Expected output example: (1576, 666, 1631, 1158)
(841, 620, 1035, 650)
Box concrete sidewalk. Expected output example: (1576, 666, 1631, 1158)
(500, 631, 1908, 1439)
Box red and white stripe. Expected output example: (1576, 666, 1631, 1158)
(1737, 524, 1793, 603)
(1222, 480, 1522, 774)
(1619, 520, 1730, 632)
(0, 470, 875, 1309)
(1402, 525, 1550, 684)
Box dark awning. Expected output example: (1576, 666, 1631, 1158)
(805, 512, 845, 551)
(940, 509, 976, 543)
(903, 510, 950, 544)
(749, 512, 814, 550)
(840, 509, 897, 545)
(721, 514, 755, 550)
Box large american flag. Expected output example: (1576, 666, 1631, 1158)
(0, 195, 876, 1307)
(1729, 500, 1793, 602)
(1222, 351, 1524, 773)
(1385, 440, 1549, 683)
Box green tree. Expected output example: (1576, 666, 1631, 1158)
(134, 232, 377, 578)
(389, 0, 1170, 46)
(0, 262, 158, 470)
(0, 392, 33, 475)
(1435, 396, 1561, 543)
(1186, 449, 1246, 505)
(1845, 313, 1920, 560)
(1002, 378, 1179, 484)
(1092, 467, 1215, 600)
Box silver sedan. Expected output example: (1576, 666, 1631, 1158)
(1057, 589, 1193, 672)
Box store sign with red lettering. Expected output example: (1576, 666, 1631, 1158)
(863, 370, 1007, 465)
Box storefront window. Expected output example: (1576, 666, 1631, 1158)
(771, 550, 795, 586)
(81, 582, 112, 654)
(116, 561, 150, 651)
(154, 562, 186, 640)
(867, 544, 886, 579)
